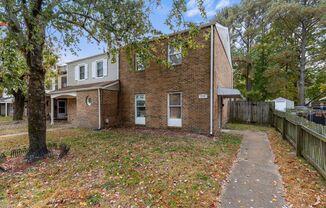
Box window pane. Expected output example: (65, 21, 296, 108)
(136, 54, 145, 71)
(59, 102, 65, 108)
(170, 107, 181, 119)
(97, 61, 103, 77)
(61, 77, 67, 88)
(137, 62, 145, 71)
(79, 66, 85, 79)
(169, 45, 181, 55)
(136, 100, 145, 107)
(169, 54, 182, 65)
(169, 94, 181, 105)
(136, 95, 145, 100)
(137, 107, 146, 117)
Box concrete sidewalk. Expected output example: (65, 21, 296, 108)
(0, 127, 71, 139)
(220, 130, 287, 208)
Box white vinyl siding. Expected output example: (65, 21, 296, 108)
(135, 94, 146, 125)
(168, 92, 182, 127)
(68, 54, 118, 86)
(168, 44, 182, 65)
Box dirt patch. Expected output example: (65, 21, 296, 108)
(268, 129, 326, 208)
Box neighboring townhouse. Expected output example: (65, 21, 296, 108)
(49, 21, 241, 135)
(119, 22, 240, 134)
(0, 91, 13, 117)
(48, 53, 119, 128)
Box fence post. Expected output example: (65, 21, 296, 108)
(282, 116, 286, 140)
(296, 124, 303, 157)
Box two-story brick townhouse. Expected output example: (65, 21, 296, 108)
(119, 21, 241, 135)
(49, 20, 241, 135)
(48, 53, 120, 128)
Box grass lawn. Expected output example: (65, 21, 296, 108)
(0, 127, 28, 136)
(0, 128, 241, 207)
(224, 122, 270, 132)
(0, 116, 13, 124)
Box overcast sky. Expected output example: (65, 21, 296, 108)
(59, 0, 240, 63)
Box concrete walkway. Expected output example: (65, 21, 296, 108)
(220, 130, 287, 208)
(0, 127, 70, 139)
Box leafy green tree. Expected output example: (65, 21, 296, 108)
(0, 0, 206, 159)
(0, 38, 59, 121)
(0, 38, 27, 120)
(269, 0, 326, 105)
(217, 0, 325, 104)
(216, 0, 271, 98)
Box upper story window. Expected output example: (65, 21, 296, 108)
(92, 59, 107, 78)
(79, 65, 85, 80)
(74, 64, 88, 81)
(97, 61, 104, 77)
(135, 53, 145, 71)
(168, 44, 182, 65)
(61, 76, 67, 88)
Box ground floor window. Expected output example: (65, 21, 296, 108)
(135, 94, 146, 125)
(168, 92, 182, 127)
(57, 100, 67, 119)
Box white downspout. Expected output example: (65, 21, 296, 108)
(98, 88, 101, 129)
(210, 24, 214, 135)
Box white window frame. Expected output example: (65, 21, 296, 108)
(168, 92, 182, 127)
(135, 94, 146, 125)
(96, 60, 104, 78)
(135, 53, 145, 71)
(79, 64, 87, 80)
(168, 44, 182, 65)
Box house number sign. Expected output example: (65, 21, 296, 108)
(198, 94, 208, 99)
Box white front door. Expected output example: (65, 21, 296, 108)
(135, 95, 146, 125)
(57, 100, 67, 119)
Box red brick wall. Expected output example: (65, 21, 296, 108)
(213, 27, 233, 133)
(119, 27, 212, 134)
(101, 90, 119, 128)
(67, 98, 77, 125)
(76, 90, 99, 129)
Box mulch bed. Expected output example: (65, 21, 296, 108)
(268, 129, 326, 208)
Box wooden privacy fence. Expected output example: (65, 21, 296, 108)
(230, 101, 274, 124)
(273, 111, 326, 179)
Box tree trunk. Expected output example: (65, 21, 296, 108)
(12, 89, 25, 121)
(246, 63, 252, 92)
(298, 22, 306, 106)
(25, 44, 48, 160)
